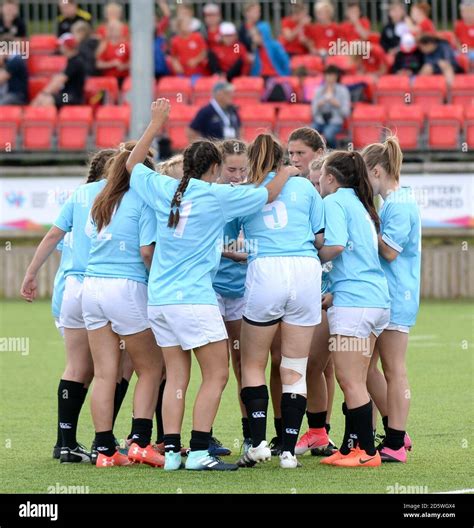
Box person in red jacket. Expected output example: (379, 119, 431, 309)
(280, 1, 311, 56)
(305, 0, 340, 55)
(406, 2, 435, 37)
(209, 22, 250, 81)
(96, 20, 130, 84)
(169, 16, 208, 76)
(95, 2, 128, 39)
(455, 1, 474, 54)
(340, 1, 370, 42)
(202, 3, 222, 50)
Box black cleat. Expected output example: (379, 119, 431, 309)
(60, 444, 92, 464)
(311, 438, 338, 457)
(53, 445, 61, 460)
(269, 436, 282, 456)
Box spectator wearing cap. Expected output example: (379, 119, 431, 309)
(406, 2, 435, 37)
(280, 1, 311, 56)
(391, 32, 424, 75)
(96, 2, 129, 40)
(0, 46, 28, 104)
(311, 65, 351, 149)
(418, 34, 463, 86)
(169, 16, 208, 76)
(339, 1, 370, 42)
(0, 0, 26, 39)
(380, 1, 410, 55)
(32, 33, 86, 107)
(187, 81, 240, 142)
(208, 22, 250, 81)
(249, 21, 290, 78)
(57, 0, 91, 37)
(455, 1, 474, 60)
(202, 3, 222, 50)
(96, 19, 130, 85)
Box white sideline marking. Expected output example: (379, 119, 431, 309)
(410, 335, 438, 341)
(433, 489, 474, 494)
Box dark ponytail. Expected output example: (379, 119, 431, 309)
(324, 150, 380, 232)
(86, 148, 117, 183)
(168, 140, 222, 228)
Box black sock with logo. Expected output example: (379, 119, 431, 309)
(281, 393, 307, 455)
(58, 380, 86, 449)
(347, 401, 376, 456)
(241, 385, 269, 448)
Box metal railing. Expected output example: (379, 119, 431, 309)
(17, 0, 462, 35)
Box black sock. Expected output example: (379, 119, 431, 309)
(55, 379, 62, 447)
(58, 380, 86, 449)
(95, 430, 116, 457)
(112, 378, 129, 425)
(155, 379, 166, 443)
(190, 430, 211, 452)
(281, 393, 307, 455)
(348, 401, 376, 456)
(242, 417, 251, 439)
(340, 402, 358, 455)
(163, 434, 181, 453)
(130, 418, 152, 448)
(274, 417, 282, 440)
(241, 385, 269, 448)
(325, 423, 331, 434)
(306, 410, 327, 429)
(382, 415, 389, 435)
(385, 426, 405, 450)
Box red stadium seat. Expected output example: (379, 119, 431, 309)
(436, 31, 457, 48)
(156, 76, 192, 103)
(232, 76, 264, 105)
(351, 103, 385, 148)
(58, 106, 93, 150)
(451, 74, 474, 106)
(28, 77, 49, 102)
(325, 55, 357, 74)
(0, 106, 22, 150)
(302, 76, 323, 102)
(239, 104, 276, 142)
(456, 53, 470, 74)
(168, 104, 199, 150)
(95, 105, 130, 148)
(341, 74, 376, 102)
(275, 104, 312, 143)
(85, 76, 120, 105)
(28, 55, 66, 76)
(120, 76, 132, 103)
(375, 75, 411, 106)
(290, 55, 324, 75)
(412, 75, 447, 110)
(22, 106, 57, 150)
(465, 106, 474, 149)
(386, 104, 424, 150)
(427, 105, 464, 149)
(29, 34, 58, 55)
(192, 76, 221, 106)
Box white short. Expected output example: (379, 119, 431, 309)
(216, 293, 246, 322)
(148, 304, 228, 350)
(327, 306, 390, 338)
(59, 275, 85, 329)
(243, 256, 322, 326)
(82, 276, 150, 336)
(54, 317, 65, 338)
(385, 323, 410, 334)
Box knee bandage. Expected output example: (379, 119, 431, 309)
(281, 355, 308, 395)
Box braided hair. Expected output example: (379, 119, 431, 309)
(86, 149, 117, 183)
(168, 140, 222, 228)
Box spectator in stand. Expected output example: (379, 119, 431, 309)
(96, 2, 129, 39)
(154, 0, 171, 78)
(0, 48, 28, 104)
(391, 32, 424, 75)
(0, 0, 26, 39)
(72, 20, 99, 76)
(169, 16, 208, 76)
(311, 65, 350, 149)
(156, 0, 171, 36)
(172, 3, 201, 33)
(455, 1, 474, 61)
(406, 2, 435, 37)
(351, 43, 387, 76)
(305, 0, 340, 56)
(32, 33, 86, 107)
(96, 20, 130, 85)
(249, 21, 290, 78)
(202, 3, 222, 50)
(57, 0, 91, 37)
(208, 22, 250, 81)
(340, 1, 370, 42)
(187, 81, 240, 141)
(239, 1, 261, 52)
(380, 0, 410, 55)
(280, 1, 311, 56)
(418, 34, 463, 85)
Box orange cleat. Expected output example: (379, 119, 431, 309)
(320, 448, 360, 465)
(96, 450, 132, 468)
(128, 442, 165, 467)
(333, 449, 381, 467)
(295, 428, 329, 455)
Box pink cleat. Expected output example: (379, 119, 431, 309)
(380, 445, 407, 463)
(295, 428, 329, 455)
(404, 432, 412, 451)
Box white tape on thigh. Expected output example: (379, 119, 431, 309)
(281, 355, 308, 394)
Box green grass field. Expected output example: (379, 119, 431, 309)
(0, 300, 472, 494)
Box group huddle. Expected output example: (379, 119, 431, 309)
(21, 98, 421, 471)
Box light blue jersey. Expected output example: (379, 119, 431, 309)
(213, 218, 247, 299)
(51, 233, 73, 318)
(54, 181, 106, 281)
(321, 261, 333, 295)
(240, 173, 324, 262)
(85, 188, 157, 285)
(130, 163, 268, 306)
(323, 188, 390, 308)
(379, 187, 421, 326)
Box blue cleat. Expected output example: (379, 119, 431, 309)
(185, 450, 238, 471)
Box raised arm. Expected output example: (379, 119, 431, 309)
(264, 165, 300, 203)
